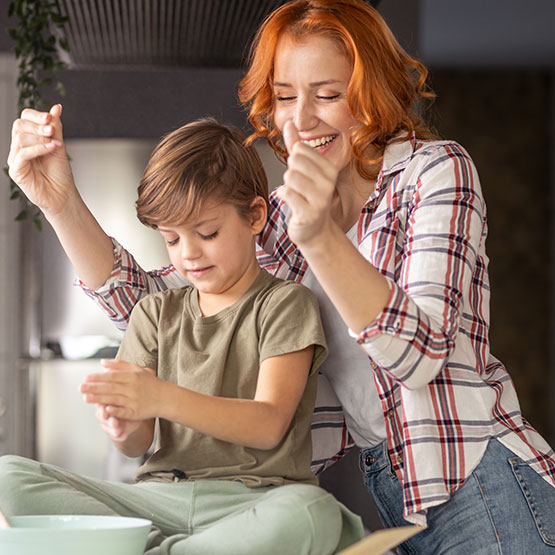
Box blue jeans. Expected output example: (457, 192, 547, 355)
(360, 438, 555, 554)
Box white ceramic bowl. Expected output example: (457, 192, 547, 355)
(0, 515, 152, 555)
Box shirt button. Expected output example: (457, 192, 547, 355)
(387, 321, 401, 333)
(370, 361, 378, 370)
(365, 455, 377, 466)
(396, 455, 404, 465)
(387, 409, 395, 418)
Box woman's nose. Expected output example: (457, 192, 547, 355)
(294, 97, 318, 132)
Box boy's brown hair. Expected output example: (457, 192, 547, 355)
(137, 118, 269, 228)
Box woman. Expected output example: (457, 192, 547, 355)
(8, 0, 555, 552)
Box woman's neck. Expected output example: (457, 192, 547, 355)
(331, 169, 376, 232)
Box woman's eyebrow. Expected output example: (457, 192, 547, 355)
(273, 79, 342, 88)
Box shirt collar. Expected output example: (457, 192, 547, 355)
(380, 132, 417, 177)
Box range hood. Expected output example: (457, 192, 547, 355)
(55, 0, 380, 69)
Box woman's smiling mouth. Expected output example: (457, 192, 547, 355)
(302, 134, 337, 149)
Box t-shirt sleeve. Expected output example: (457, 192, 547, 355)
(115, 294, 160, 372)
(258, 282, 327, 375)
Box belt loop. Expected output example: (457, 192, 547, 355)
(382, 439, 389, 463)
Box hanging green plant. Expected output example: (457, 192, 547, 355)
(5, 0, 70, 231)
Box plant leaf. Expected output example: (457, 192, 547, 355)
(9, 0, 69, 230)
(15, 209, 28, 221)
(55, 81, 66, 96)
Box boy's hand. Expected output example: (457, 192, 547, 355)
(80, 359, 161, 420)
(94, 404, 142, 442)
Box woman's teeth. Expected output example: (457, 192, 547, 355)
(303, 135, 335, 148)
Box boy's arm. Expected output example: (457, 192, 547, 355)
(81, 347, 314, 450)
(161, 346, 314, 449)
(111, 419, 155, 458)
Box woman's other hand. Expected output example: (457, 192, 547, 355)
(9, 104, 115, 290)
(277, 119, 338, 247)
(7, 104, 76, 218)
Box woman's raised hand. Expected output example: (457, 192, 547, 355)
(7, 104, 76, 218)
(277, 120, 338, 248)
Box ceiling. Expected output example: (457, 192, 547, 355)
(55, 0, 381, 69)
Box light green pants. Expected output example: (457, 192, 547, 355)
(0, 456, 363, 554)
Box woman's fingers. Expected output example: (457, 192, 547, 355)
(277, 183, 311, 224)
(285, 149, 331, 201)
(282, 168, 313, 203)
(283, 147, 337, 214)
(279, 121, 338, 247)
(289, 142, 337, 182)
(284, 120, 337, 179)
(283, 119, 301, 154)
(286, 147, 323, 179)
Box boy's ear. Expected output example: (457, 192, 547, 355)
(250, 196, 267, 234)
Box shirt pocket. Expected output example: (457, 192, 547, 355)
(509, 457, 555, 546)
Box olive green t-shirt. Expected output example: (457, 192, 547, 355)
(117, 269, 327, 487)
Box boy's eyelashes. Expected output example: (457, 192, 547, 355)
(164, 230, 219, 246)
(199, 231, 219, 240)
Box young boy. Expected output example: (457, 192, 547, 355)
(0, 119, 363, 554)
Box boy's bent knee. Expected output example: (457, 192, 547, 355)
(265, 484, 343, 554)
(0, 454, 35, 479)
(305, 489, 343, 554)
(0, 455, 44, 515)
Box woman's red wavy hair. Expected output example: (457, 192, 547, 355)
(238, 0, 436, 180)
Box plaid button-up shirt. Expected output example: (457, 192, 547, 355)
(82, 135, 555, 524)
